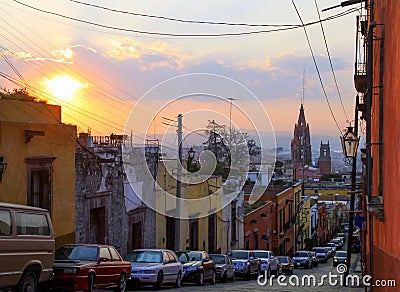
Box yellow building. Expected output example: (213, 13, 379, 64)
(0, 98, 76, 247)
(155, 160, 225, 253)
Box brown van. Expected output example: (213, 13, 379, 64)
(0, 202, 55, 291)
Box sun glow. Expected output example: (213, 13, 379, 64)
(43, 75, 87, 101)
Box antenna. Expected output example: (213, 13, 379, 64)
(302, 69, 305, 105)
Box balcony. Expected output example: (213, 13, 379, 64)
(354, 74, 367, 93)
(367, 196, 384, 221)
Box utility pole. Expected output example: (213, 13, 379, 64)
(344, 96, 359, 281)
(174, 114, 183, 251)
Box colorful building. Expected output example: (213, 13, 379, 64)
(0, 98, 76, 247)
(358, 1, 400, 287)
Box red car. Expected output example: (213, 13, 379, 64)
(49, 244, 131, 291)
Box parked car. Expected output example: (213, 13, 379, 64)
(49, 244, 131, 291)
(209, 254, 235, 282)
(177, 251, 216, 286)
(226, 250, 259, 280)
(336, 232, 346, 239)
(253, 250, 279, 277)
(0, 202, 55, 292)
(124, 249, 182, 289)
(331, 238, 343, 249)
(327, 242, 337, 254)
(292, 251, 313, 269)
(312, 247, 328, 263)
(324, 246, 334, 258)
(309, 251, 319, 267)
(333, 251, 348, 267)
(277, 256, 294, 275)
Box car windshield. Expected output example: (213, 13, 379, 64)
(210, 255, 225, 264)
(313, 248, 326, 253)
(294, 252, 308, 257)
(253, 252, 269, 258)
(229, 251, 249, 260)
(125, 251, 162, 263)
(187, 252, 202, 261)
(327, 243, 335, 247)
(278, 257, 289, 263)
(55, 245, 98, 261)
(335, 251, 347, 258)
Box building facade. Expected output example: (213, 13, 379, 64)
(0, 98, 76, 247)
(359, 1, 400, 287)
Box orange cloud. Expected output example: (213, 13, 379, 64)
(106, 38, 192, 70)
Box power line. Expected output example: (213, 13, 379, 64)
(291, 0, 342, 135)
(69, 0, 298, 28)
(313, 0, 350, 123)
(12, 0, 359, 38)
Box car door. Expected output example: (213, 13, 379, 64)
(226, 256, 235, 278)
(269, 251, 278, 272)
(202, 252, 211, 279)
(108, 246, 125, 284)
(97, 247, 113, 286)
(166, 251, 179, 282)
(249, 251, 257, 273)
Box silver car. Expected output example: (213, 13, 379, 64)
(210, 254, 235, 282)
(125, 249, 183, 289)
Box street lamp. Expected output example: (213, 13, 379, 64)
(341, 123, 359, 282)
(341, 126, 359, 158)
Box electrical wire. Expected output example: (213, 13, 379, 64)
(12, 0, 359, 38)
(313, 0, 350, 123)
(68, 0, 298, 28)
(291, 0, 342, 135)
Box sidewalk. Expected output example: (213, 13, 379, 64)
(351, 252, 363, 273)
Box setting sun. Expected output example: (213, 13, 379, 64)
(43, 75, 87, 101)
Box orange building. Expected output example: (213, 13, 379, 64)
(356, 1, 400, 288)
(244, 185, 296, 256)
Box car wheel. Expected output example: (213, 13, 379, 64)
(16, 271, 37, 292)
(197, 271, 204, 286)
(114, 273, 126, 292)
(85, 273, 94, 292)
(154, 271, 163, 289)
(210, 271, 216, 285)
(174, 272, 181, 288)
(222, 271, 228, 283)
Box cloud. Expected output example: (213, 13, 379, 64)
(105, 38, 192, 70)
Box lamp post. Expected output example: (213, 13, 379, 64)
(341, 119, 359, 281)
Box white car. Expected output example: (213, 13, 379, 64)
(253, 250, 279, 277)
(125, 249, 183, 289)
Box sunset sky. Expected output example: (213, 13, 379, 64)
(0, 0, 363, 149)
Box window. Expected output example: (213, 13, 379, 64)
(254, 232, 259, 250)
(99, 247, 112, 260)
(167, 252, 177, 263)
(26, 157, 56, 215)
(279, 209, 284, 233)
(15, 212, 50, 236)
(231, 202, 237, 241)
(109, 247, 121, 261)
(0, 210, 11, 236)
